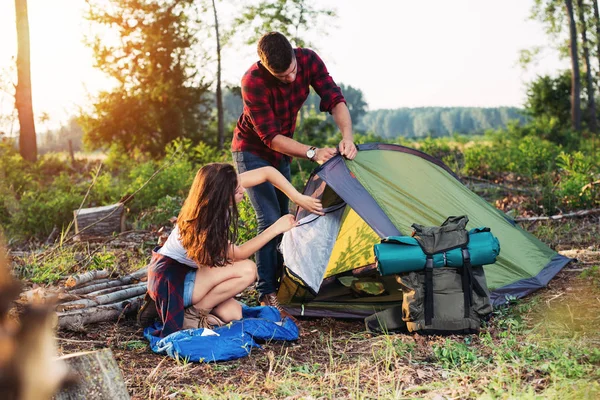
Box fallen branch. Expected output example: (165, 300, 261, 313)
(514, 208, 600, 222)
(57, 284, 147, 311)
(85, 281, 146, 297)
(58, 295, 144, 331)
(68, 266, 147, 295)
(128, 265, 149, 280)
(55, 337, 105, 345)
(71, 277, 112, 289)
(65, 270, 110, 288)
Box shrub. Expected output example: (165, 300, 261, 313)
(237, 197, 258, 247)
(135, 195, 183, 229)
(555, 151, 599, 210)
(11, 172, 84, 240)
(125, 156, 195, 215)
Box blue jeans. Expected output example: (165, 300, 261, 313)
(183, 269, 196, 308)
(232, 151, 291, 296)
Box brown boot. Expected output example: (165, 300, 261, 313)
(137, 293, 159, 328)
(182, 307, 225, 330)
(259, 293, 297, 322)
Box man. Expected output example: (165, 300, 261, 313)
(232, 32, 356, 314)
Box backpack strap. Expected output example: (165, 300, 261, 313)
(461, 248, 488, 295)
(461, 248, 473, 318)
(424, 257, 434, 325)
(461, 248, 489, 319)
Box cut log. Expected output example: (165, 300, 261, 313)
(73, 203, 126, 239)
(18, 287, 81, 305)
(68, 280, 129, 295)
(58, 303, 86, 312)
(57, 284, 147, 311)
(58, 296, 144, 331)
(72, 277, 111, 289)
(85, 282, 145, 297)
(54, 348, 130, 400)
(65, 270, 110, 288)
(128, 265, 148, 280)
(68, 267, 147, 295)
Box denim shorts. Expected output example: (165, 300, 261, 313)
(183, 270, 196, 307)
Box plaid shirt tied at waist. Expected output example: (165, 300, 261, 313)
(147, 248, 193, 337)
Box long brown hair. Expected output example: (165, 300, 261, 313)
(178, 163, 239, 267)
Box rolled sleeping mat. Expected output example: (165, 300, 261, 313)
(374, 228, 500, 276)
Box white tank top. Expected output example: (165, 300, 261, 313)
(157, 225, 198, 268)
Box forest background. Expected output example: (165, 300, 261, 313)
(1, 1, 599, 398)
(2, 0, 598, 248)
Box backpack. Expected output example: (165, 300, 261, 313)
(366, 216, 498, 334)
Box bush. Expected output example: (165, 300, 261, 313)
(135, 195, 183, 229)
(462, 142, 508, 178)
(10, 172, 84, 240)
(462, 134, 560, 181)
(124, 141, 196, 215)
(555, 151, 599, 210)
(417, 137, 463, 172)
(237, 197, 258, 246)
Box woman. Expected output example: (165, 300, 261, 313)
(140, 163, 323, 337)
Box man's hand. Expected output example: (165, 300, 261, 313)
(293, 194, 324, 216)
(338, 139, 357, 160)
(314, 147, 337, 164)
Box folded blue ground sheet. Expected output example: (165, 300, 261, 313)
(143, 305, 299, 362)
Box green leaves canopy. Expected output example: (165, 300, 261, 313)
(80, 0, 212, 156)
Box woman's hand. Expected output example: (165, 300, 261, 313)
(294, 194, 324, 216)
(273, 214, 298, 234)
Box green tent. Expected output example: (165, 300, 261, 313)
(278, 143, 571, 318)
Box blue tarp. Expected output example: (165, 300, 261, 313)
(143, 305, 299, 362)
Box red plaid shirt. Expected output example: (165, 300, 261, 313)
(232, 48, 346, 166)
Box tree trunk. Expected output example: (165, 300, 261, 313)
(14, 0, 37, 162)
(577, 0, 597, 132)
(212, 0, 225, 150)
(593, 0, 600, 91)
(566, 0, 582, 131)
(54, 349, 130, 400)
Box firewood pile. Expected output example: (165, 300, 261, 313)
(20, 267, 149, 331)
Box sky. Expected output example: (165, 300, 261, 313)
(0, 0, 568, 132)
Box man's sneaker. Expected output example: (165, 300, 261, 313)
(259, 292, 297, 322)
(137, 293, 159, 328)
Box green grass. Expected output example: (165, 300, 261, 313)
(171, 290, 600, 400)
(13, 244, 145, 284)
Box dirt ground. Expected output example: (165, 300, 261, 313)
(51, 219, 600, 399)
